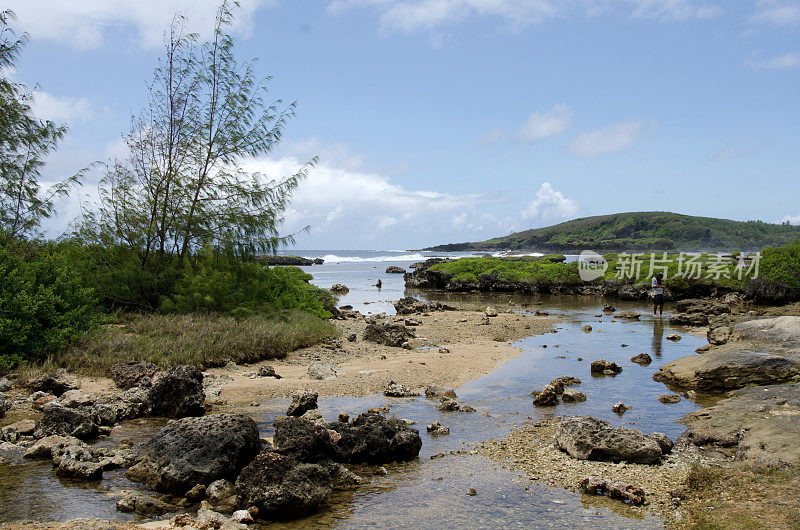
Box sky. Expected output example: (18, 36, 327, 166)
(6, 0, 800, 249)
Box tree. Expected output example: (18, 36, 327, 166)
(84, 1, 312, 288)
(0, 10, 74, 241)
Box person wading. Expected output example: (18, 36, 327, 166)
(652, 272, 664, 316)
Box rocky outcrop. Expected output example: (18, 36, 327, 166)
(676, 299, 730, 316)
(669, 313, 709, 326)
(257, 255, 315, 266)
(363, 321, 415, 347)
(35, 405, 99, 440)
(630, 353, 652, 365)
(126, 413, 260, 494)
(384, 381, 418, 397)
(28, 371, 77, 397)
(109, 361, 158, 390)
(733, 316, 800, 347)
(147, 365, 206, 418)
(393, 297, 455, 315)
(286, 389, 318, 417)
(554, 416, 666, 465)
(385, 266, 405, 274)
(590, 359, 623, 375)
(330, 284, 349, 294)
(580, 477, 646, 505)
(653, 350, 800, 391)
(680, 383, 800, 465)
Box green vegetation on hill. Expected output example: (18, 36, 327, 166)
(424, 212, 800, 252)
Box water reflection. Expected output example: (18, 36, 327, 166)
(652, 318, 664, 358)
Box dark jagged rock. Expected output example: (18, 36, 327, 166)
(630, 353, 652, 365)
(147, 365, 206, 418)
(35, 406, 99, 440)
(28, 371, 77, 397)
(653, 349, 800, 391)
(109, 361, 158, 390)
(330, 284, 349, 294)
(532, 384, 560, 406)
(385, 266, 405, 274)
(363, 321, 415, 347)
(580, 477, 646, 505)
(257, 255, 314, 266)
(126, 413, 260, 494)
(555, 416, 664, 465)
(590, 359, 623, 375)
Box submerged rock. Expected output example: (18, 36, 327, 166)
(653, 350, 800, 391)
(658, 394, 681, 404)
(532, 384, 560, 407)
(615, 311, 640, 320)
(126, 413, 260, 494)
(427, 422, 450, 436)
(555, 416, 664, 465)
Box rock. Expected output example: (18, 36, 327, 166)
(425, 385, 457, 399)
(427, 422, 450, 436)
(196, 501, 232, 527)
(561, 388, 587, 403)
(36, 406, 99, 440)
(401, 341, 412, 350)
(0, 377, 12, 392)
(615, 311, 640, 320)
(0, 393, 8, 419)
(55, 443, 104, 480)
(206, 478, 237, 505)
(109, 361, 158, 390)
(300, 409, 325, 424)
(1, 419, 36, 442)
(666, 334, 681, 341)
(467, 488, 477, 496)
(733, 316, 800, 347)
(438, 346, 450, 354)
(28, 371, 77, 397)
(612, 402, 631, 414)
(630, 353, 652, 365)
(393, 297, 455, 315)
(33, 394, 57, 411)
(338, 412, 350, 423)
(231, 509, 254, 524)
(532, 385, 560, 407)
(580, 477, 646, 506)
(707, 325, 731, 345)
(347, 333, 357, 342)
(58, 389, 95, 408)
(24, 435, 80, 459)
(653, 349, 800, 391)
(659, 394, 681, 404)
(404, 318, 420, 327)
(680, 383, 800, 464)
(550, 376, 581, 388)
(669, 313, 708, 326)
(581, 325, 592, 333)
(676, 299, 731, 316)
(590, 359, 623, 375)
(647, 432, 674, 454)
(126, 413, 260, 494)
(603, 305, 616, 313)
(185, 484, 207, 502)
(287, 389, 319, 417)
(147, 365, 206, 418)
(555, 416, 664, 465)
(235, 452, 335, 519)
(363, 321, 416, 347)
(225, 361, 238, 371)
(330, 284, 349, 294)
(485, 307, 498, 317)
(116, 492, 175, 516)
(257, 365, 281, 378)
(384, 381, 418, 397)
(307, 361, 340, 381)
(436, 398, 460, 411)
(385, 266, 405, 274)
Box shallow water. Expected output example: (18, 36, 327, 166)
(0, 253, 705, 528)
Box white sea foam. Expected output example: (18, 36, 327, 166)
(315, 253, 431, 263)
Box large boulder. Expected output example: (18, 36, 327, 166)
(28, 371, 77, 397)
(273, 414, 422, 465)
(653, 349, 800, 391)
(733, 316, 800, 347)
(363, 321, 415, 347)
(554, 416, 665, 465)
(35, 406, 99, 440)
(681, 384, 800, 465)
(147, 365, 206, 418)
(675, 299, 730, 316)
(126, 413, 260, 494)
(109, 361, 158, 390)
(235, 452, 336, 519)
(286, 389, 318, 417)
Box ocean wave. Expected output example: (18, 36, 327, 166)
(315, 253, 431, 263)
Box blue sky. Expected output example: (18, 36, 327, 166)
(7, 0, 800, 249)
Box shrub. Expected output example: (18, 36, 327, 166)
(746, 240, 800, 303)
(0, 239, 100, 371)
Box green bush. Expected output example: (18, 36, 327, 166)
(161, 251, 335, 318)
(0, 239, 100, 370)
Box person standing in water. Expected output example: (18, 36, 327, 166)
(652, 272, 664, 316)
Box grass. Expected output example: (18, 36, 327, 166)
(43, 310, 337, 375)
(673, 463, 800, 529)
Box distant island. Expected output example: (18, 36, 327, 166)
(422, 211, 800, 252)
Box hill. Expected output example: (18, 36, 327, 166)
(423, 211, 800, 252)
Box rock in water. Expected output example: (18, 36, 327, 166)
(330, 284, 349, 294)
(630, 353, 652, 365)
(126, 413, 260, 494)
(561, 388, 587, 403)
(615, 311, 640, 320)
(590, 359, 623, 375)
(612, 402, 632, 414)
(385, 266, 405, 274)
(287, 389, 319, 417)
(653, 350, 800, 391)
(580, 477, 646, 506)
(659, 394, 681, 404)
(109, 361, 158, 390)
(582, 325, 592, 333)
(555, 416, 664, 465)
(35, 406, 99, 440)
(384, 381, 418, 397)
(147, 365, 205, 418)
(532, 384, 560, 407)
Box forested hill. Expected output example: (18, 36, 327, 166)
(423, 212, 800, 252)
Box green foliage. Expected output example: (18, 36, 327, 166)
(0, 10, 76, 241)
(429, 257, 582, 287)
(161, 251, 335, 318)
(0, 239, 100, 370)
(759, 240, 800, 294)
(426, 211, 800, 253)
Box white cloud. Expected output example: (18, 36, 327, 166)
(481, 128, 502, 145)
(744, 51, 800, 69)
(711, 140, 771, 161)
(628, 0, 722, 21)
(4, 0, 272, 49)
(516, 104, 571, 143)
(521, 182, 580, 223)
(751, 0, 800, 27)
(30, 91, 93, 122)
(568, 120, 647, 158)
(778, 213, 800, 224)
